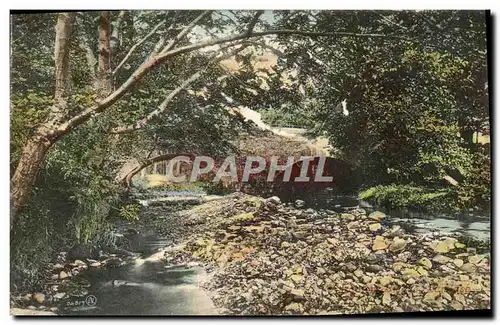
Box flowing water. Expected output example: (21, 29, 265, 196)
(61, 188, 489, 315)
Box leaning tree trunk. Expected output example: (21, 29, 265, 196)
(10, 12, 75, 228)
(10, 135, 53, 225)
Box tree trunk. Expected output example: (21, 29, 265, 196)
(110, 11, 125, 55)
(51, 12, 75, 123)
(10, 135, 53, 227)
(11, 13, 75, 227)
(95, 11, 112, 95)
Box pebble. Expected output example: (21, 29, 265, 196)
(31, 293, 45, 304)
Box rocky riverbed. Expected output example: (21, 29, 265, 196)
(10, 192, 490, 316)
(163, 193, 491, 315)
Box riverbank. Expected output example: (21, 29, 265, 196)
(10, 191, 491, 316)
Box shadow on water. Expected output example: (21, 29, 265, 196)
(62, 235, 217, 315)
(279, 187, 490, 243)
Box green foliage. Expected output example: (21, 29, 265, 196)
(10, 93, 52, 170)
(200, 181, 235, 195)
(359, 184, 452, 211)
(270, 10, 490, 210)
(260, 102, 316, 128)
(119, 204, 141, 221)
(10, 113, 125, 290)
(9, 10, 491, 291)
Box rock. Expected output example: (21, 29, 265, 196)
(53, 292, 66, 300)
(266, 196, 281, 205)
(345, 262, 357, 272)
(461, 263, 477, 273)
(417, 266, 428, 276)
(418, 257, 433, 269)
(51, 274, 59, 280)
(22, 294, 32, 302)
(466, 247, 477, 254)
(453, 259, 464, 268)
(31, 293, 45, 304)
(389, 237, 406, 252)
(450, 301, 464, 310)
(341, 213, 356, 221)
(368, 211, 385, 221)
(454, 293, 467, 305)
(354, 269, 364, 278)
(52, 263, 64, 271)
(369, 223, 381, 231)
(379, 276, 393, 286)
(372, 236, 389, 250)
(281, 241, 291, 248)
(423, 291, 440, 301)
(11, 308, 57, 315)
(290, 289, 305, 299)
(406, 278, 416, 285)
(441, 292, 452, 301)
(326, 238, 339, 245)
(443, 238, 458, 249)
(382, 292, 391, 305)
(402, 268, 421, 280)
(90, 262, 101, 267)
(295, 200, 306, 208)
(430, 240, 450, 253)
(280, 280, 295, 289)
(290, 274, 303, 283)
(468, 255, 484, 265)
(366, 264, 383, 273)
(285, 302, 303, 312)
(292, 231, 308, 240)
(433, 255, 452, 264)
(59, 271, 69, 279)
(347, 221, 359, 229)
(430, 238, 459, 253)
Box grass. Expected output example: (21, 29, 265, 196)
(359, 184, 452, 211)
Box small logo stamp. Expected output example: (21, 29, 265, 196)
(85, 295, 97, 307)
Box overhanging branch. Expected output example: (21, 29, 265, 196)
(113, 20, 166, 76)
(53, 27, 414, 140)
(111, 43, 249, 134)
(160, 10, 212, 54)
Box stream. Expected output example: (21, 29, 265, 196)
(60, 188, 490, 315)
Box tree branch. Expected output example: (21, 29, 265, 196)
(111, 44, 248, 134)
(113, 20, 166, 76)
(159, 10, 212, 55)
(245, 10, 264, 36)
(155, 29, 413, 64)
(52, 28, 413, 140)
